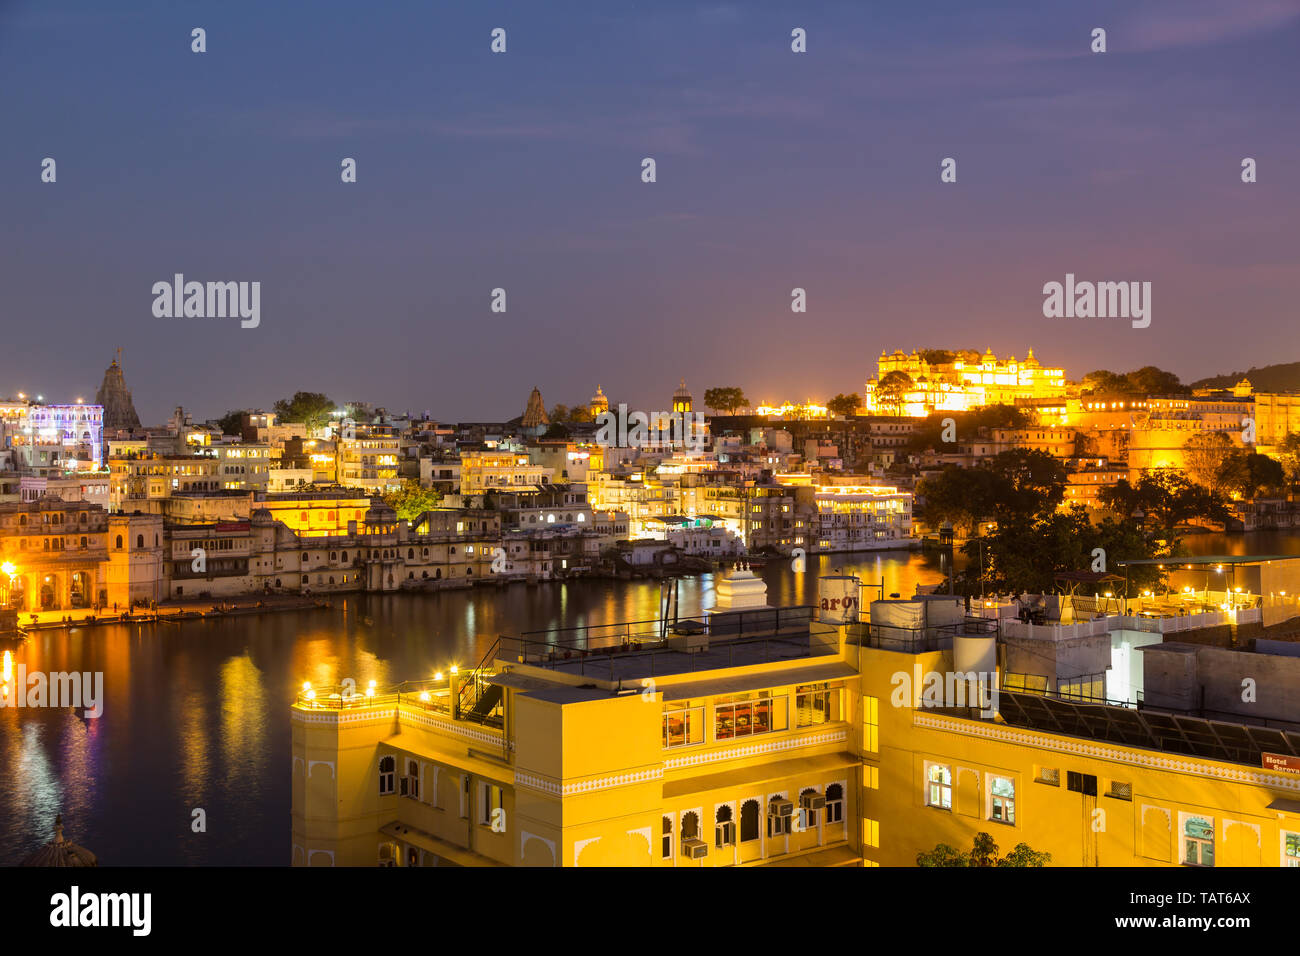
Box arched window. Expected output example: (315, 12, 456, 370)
(341, 551, 347, 562)
(740, 800, 760, 843)
(715, 805, 735, 848)
(154, 534, 159, 547)
(79, 512, 87, 523)
(408, 548, 414, 559)
(80, 537, 87, 548)
(136, 534, 144, 548)
(43, 539, 49, 551)
(435, 568, 441, 579)
(378, 756, 395, 795)
(328, 576, 335, 584)
(826, 783, 844, 824)
(302, 552, 309, 562)
(680, 810, 699, 843)
(330, 552, 337, 561)
(799, 787, 820, 828)
(421, 571, 428, 579)
(115, 534, 123, 549)
(767, 796, 791, 838)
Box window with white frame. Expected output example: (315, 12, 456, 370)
(988, 776, 1015, 825)
(767, 796, 792, 837)
(479, 783, 504, 826)
(662, 705, 703, 748)
(826, 783, 844, 824)
(926, 762, 952, 810)
(378, 755, 395, 795)
(1285, 832, 1300, 868)
(400, 758, 420, 799)
(1182, 815, 1214, 867)
(795, 683, 841, 726)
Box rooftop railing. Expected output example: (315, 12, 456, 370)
(501, 605, 826, 676)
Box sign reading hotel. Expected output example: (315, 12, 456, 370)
(1262, 752, 1300, 774)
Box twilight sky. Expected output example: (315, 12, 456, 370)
(2, 0, 1298, 425)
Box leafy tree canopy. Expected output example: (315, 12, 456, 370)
(826, 393, 863, 417)
(272, 391, 336, 431)
(381, 480, 443, 522)
(704, 387, 749, 415)
(1081, 366, 1188, 396)
(917, 832, 1051, 867)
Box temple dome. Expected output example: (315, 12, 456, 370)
(521, 387, 549, 428)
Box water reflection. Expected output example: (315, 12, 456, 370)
(0, 542, 976, 864)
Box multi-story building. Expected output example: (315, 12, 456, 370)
(288, 569, 1300, 868)
(864, 348, 1066, 416)
(0, 498, 163, 610)
(459, 450, 553, 494)
(0, 400, 105, 472)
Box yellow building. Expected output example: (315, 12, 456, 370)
(291, 584, 1300, 867)
(865, 348, 1065, 417)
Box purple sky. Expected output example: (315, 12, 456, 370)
(2, 0, 1298, 424)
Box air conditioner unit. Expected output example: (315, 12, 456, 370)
(770, 800, 794, 817)
(716, 821, 736, 846)
(800, 792, 826, 812)
(681, 838, 708, 859)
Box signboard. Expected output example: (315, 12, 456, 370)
(818, 575, 860, 625)
(1263, 752, 1300, 774)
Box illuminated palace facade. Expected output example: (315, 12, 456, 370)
(864, 349, 1066, 416)
(290, 576, 1300, 868)
(0, 400, 105, 472)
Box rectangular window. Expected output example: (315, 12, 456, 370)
(1182, 815, 1215, 867)
(988, 776, 1015, 825)
(661, 816, 673, 860)
(1285, 832, 1300, 868)
(862, 695, 879, 753)
(926, 762, 952, 810)
(715, 694, 786, 740)
(796, 683, 840, 726)
(662, 706, 703, 748)
(1036, 767, 1060, 786)
(480, 784, 503, 826)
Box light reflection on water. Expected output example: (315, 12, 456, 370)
(0, 547, 958, 865)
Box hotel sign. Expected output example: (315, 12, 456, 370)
(1262, 752, 1300, 774)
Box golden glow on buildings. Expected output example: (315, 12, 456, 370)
(865, 348, 1066, 416)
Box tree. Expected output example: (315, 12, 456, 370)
(1098, 471, 1229, 533)
(876, 371, 913, 416)
(1277, 433, 1300, 488)
(549, 404, 570, 423)
(962, 507, 1166, 596)
(381, 480, 443, 522)
(1183, 432, 1235, 492)
(704, 387, 748, 416)
(983, 449, 1067, 516)
(1081, 367, 1187, 396)
(543, 422, 570, 440)
(826, 393, 863, 418)
(272, 391, 336, 432)
(916, 450, 1065, 535)
(917, 832, 1050, 867)
(216, 409, 245, 437)
(918, 349, 956, 366)
(1218, 452, 1285, 500)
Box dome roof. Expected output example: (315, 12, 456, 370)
(365, 499, 397, 524)
(673, 379, 692, 401)
(21, 816, 97, 867)
(251, 507, 274, 524)
(589, 385, 609, 410)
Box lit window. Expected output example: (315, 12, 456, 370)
(926, 763, 952, 810)
(989, 776, 1015, 824)
(1284, 832, 1300, 868)
(1182, 815, 1215, 867)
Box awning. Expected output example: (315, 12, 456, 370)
(379, 821, 507, 867)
